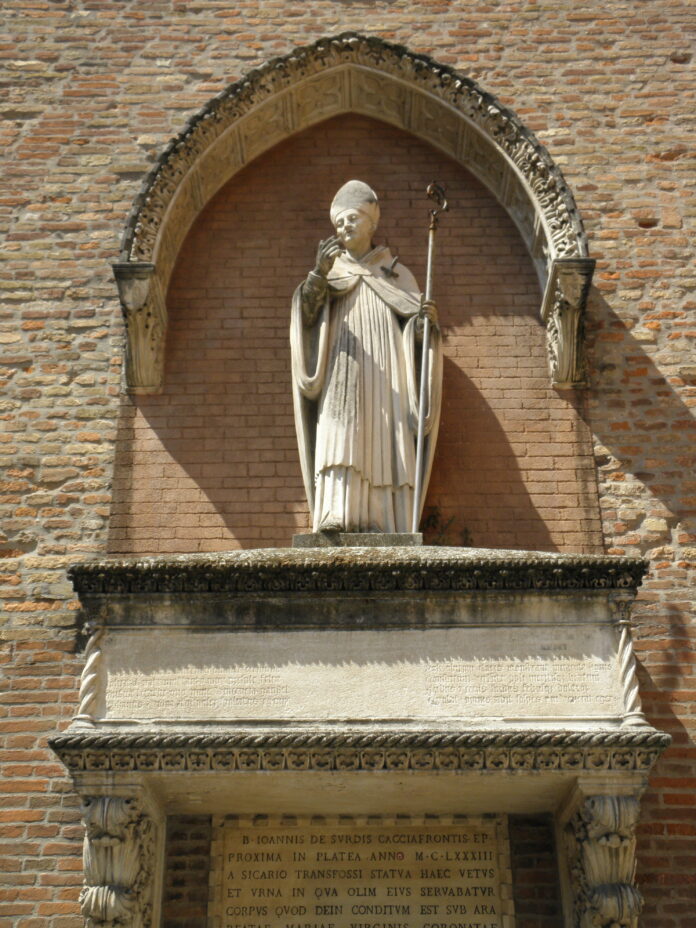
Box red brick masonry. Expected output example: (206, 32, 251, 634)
(1, 2, 694, 925)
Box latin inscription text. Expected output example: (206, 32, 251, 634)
(219, 819, 505, 928)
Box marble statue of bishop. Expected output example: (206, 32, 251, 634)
(291, 180, 442, 534)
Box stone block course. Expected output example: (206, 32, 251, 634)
(0, 1, 694, 924)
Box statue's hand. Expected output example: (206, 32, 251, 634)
(313, 236, 343, 278)
(417, 299, 439, 334)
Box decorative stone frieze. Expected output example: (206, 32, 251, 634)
(113, 32, 594, 391)
(563, 789, 644, 928)
(50, 728, 670, 776)
(68, 546, 647, 597)
(62, 549, 658, 735)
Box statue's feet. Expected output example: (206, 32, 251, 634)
(317, 518, 344, 533)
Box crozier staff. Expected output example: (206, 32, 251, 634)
(291, 180, 442, 534)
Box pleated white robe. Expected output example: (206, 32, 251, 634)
(290, 246, 442, 534)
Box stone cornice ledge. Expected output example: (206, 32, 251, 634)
(50, 728, 670, 775)
(69, 548, 647, 596)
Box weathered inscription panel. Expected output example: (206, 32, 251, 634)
(102, 626, 624, 723)
(211, 816, 512, 928)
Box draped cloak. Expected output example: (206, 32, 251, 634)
(290, 245, 442, 533)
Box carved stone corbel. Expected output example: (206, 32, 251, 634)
(562, 785, 643, 928)
(541, 257, 596, 387)
(112, 262, 164, 393)
(79, 788, 161, 928)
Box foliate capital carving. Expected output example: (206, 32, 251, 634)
(565, 794, 642, 928)
(112, 262, 155, 314)
(541, 257, 595, 387)
(112, 262, 164, 393)
(80, 795, 155, 928)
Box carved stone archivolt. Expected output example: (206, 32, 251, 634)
(80, 795, 155, 928)
(113, 32, 595, 391)
(564, 794, 643, 928)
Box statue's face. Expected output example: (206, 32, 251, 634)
(334, 208, 374, 257)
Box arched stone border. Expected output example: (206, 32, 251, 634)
(112, 32, 595, 393)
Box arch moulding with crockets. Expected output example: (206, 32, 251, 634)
(112, 32, 595, 394)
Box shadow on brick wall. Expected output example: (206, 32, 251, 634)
(107, 348, 580, 555)
(426, 356, 556, 551)
(582, 289, 695, 779)
(583, 290, 695, 553)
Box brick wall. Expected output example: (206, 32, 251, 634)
(1, 1, 694, 925)
(0, 637, 83, 925)
(161, 815, 213, 927)
(508, 815, 563, 928)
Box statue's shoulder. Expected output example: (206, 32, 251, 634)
(372, 247, 420, 298)
(327, 248, 421, 301)
(391, 261, 419, 297)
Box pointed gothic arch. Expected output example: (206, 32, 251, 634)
(113, 32, 595, 393)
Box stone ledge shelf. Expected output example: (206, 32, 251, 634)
(69, 544, 646, 595)
(50, 726, 669, 826)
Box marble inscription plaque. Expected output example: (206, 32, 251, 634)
(101, 626, 624, 724)
(425, 657, 615, 714)
(211, 816, 512, 928)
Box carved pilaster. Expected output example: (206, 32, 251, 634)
(76, 783, 163, 928)
(612, 599, 648, 728)
(562, 786, 643, 928)
(112, 262, 164, 393)
(541, 257, 596, 387)
(73, 622, 104, 728)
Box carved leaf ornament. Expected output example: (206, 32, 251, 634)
(566, 795, 643, 928)
(113, 32, 594, 391)
(80, 796, 154, 928)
